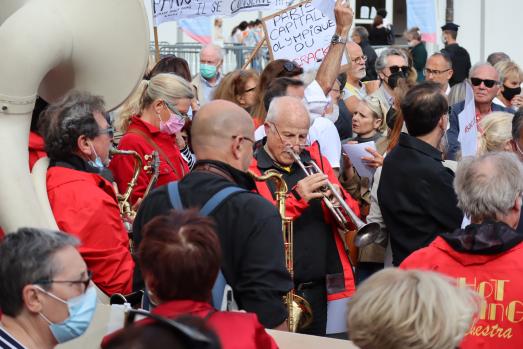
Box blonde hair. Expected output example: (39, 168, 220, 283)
(494, 60, 523, 84)
(348, 268, 478, 349)
(478, 112, 513, 155)
(115, 73, 194, 132)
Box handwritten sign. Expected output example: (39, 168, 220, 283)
(152, 0, 293, 25)
(262, 0, 347, 71)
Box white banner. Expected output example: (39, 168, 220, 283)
(457, 81, 477, 157)
(152, 0, 294, 25)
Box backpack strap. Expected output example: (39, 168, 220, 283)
(166, 182, 246, 309)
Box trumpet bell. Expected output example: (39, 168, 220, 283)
(288, 294, 313, 332)
(354, 222, 385, 248)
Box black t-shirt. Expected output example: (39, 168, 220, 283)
(132, 160, 292, 328)
(254, 146, 344, 285)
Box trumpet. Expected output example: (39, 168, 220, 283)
(286, 147, 382, 250)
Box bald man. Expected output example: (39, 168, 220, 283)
(133, 100, 292, 329)
(249, 96, 360, 337)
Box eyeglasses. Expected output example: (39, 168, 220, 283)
(164, 100, 189, 118)
(35, 270, 92, 293)
(350, 55, 367, 64)
(424, 68, 451, 76)
(232, 135, 255, 145)
(389, 65, 410, 74)
(99, 126, 115, 138)
(269, 122, 308, 148)
(470, 77, 499, 88)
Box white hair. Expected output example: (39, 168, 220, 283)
(348, 268, 478, 349)
(201, 44, 224, 61)
(454, 152, 523, 220)
(266, 96, 309, 124)
(469, 62, 499, 81)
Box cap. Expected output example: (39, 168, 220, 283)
(441, 23, 460, 31)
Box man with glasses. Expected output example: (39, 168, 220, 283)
(0, 228, 96, 348)
(447, 62, 514, 160)
(250, 96, 360, 337)
(424, 52, 454, 95)
(39, 91, 134, 296)
(343, 42, 375, 114)
(370, 48, 409, 132)
(133, 99, 292, 330)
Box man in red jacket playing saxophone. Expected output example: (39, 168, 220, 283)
(250, 96, 360, 338)
(401, 151, 523, 348)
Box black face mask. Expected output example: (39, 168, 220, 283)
(502, 85, 522, 101)
(387, 71, 407, 89)
(386, 107, 397, 130)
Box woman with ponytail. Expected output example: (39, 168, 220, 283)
(110, 73, 194, 206)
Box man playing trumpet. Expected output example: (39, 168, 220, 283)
(249, 96, 360, 337)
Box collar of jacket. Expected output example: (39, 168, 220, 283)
(441, 221, 523, 255)
(254, 137, 312, 173)
(398, 132, 442, 161)
(193, 159, 256, 190)
(130, 115, 161, 135)
(49, 154, 114, 182)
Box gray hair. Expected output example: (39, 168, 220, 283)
(468, 62, 499, 81)
(487, 52, 510, 66)
(352, 26, 369, 41)
(39, 90, 106, 161)
(266, 96, 309, 124)
(454, 152, 523, 220)
(375, 48, 409, 73)
(0, 228, 79, 316)
(201, 44, 224, 61)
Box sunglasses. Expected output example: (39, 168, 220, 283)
(99, 126, 115, 138)
(470, 77, 499, 88)
(283, 61, 301, 73)
(389, 65, 410, 74)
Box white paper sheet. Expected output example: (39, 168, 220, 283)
(342, 141, 377, 179)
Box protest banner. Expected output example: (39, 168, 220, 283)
(262, 0, 347, 71)
(457, 81, 477, 157)
(151, 0, 293, 25)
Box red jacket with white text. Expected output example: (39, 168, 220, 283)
(47, 166, 134, 295)
(401, 222, 523, 349)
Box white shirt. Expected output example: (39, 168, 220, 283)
(255, 81, 342, 168)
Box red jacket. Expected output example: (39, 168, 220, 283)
(401, 236, 523, 348)
(109, 116, 188, 205)
(102, 300, 278, 349)
(47, 166, 134, 295)
(249, 143, 359, 301)
(29, 131, 46, 171)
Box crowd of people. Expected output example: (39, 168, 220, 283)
(2, 0, 523, 348)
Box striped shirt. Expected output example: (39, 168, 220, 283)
(0, 327, 27, 349)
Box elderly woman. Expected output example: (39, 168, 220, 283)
(110, 73, 194, 205)
(109, 209, 277, 349)
(212, 70, 259, 115)
(348, 268, 477, 349)
(494, 60, 523, 111)
(477, 111, 514, 154)
(0, 228, 96, 349)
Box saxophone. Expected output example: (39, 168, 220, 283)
(110, 147, 142, 224)
(249, 170, 313, 332)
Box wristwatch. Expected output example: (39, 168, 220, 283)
(331, 34, 347, 45)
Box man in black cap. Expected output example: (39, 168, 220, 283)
(440, 23, 471, 86)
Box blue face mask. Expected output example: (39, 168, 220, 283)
(200, 64, 217, 79)
(88, 144, 106, 169)
(37, 286, 97, 343)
